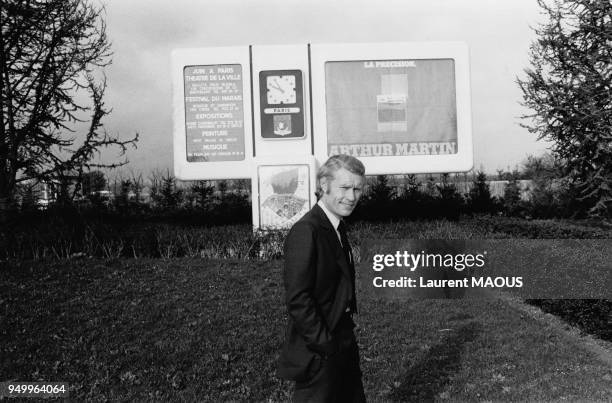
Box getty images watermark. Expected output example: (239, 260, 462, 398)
(371, 250, 523, 289)
(362, 239, 611, 299)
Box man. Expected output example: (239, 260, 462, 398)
(278, 154, 367, 402)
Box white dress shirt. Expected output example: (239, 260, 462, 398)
(317, 199, 343, 246)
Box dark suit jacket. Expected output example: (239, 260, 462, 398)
(277, 204, 355, 381)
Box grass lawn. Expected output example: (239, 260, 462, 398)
(1, 257, 611, 401)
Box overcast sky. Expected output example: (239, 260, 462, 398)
(100, 0, 551, 177)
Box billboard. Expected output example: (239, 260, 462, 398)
(173, 42, 473, 227)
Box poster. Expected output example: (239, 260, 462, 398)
(183, 64, 245, 162)
(325, 59, 458, 157)
(258, 165, 311, 228)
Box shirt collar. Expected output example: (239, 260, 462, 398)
(317, 199, 341, 231)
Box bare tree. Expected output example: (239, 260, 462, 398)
(1, 0, 138, 220)
(129, 169, 144, 203)
(148, 168, 164, 208)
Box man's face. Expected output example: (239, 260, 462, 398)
(320, 167, 365, 219)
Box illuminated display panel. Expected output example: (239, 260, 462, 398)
(325, 59, 457, 157)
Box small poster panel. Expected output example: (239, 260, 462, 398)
(258, 164, 311, 228)
(258, 70, 305, 139)
(183, 64, 245, 162)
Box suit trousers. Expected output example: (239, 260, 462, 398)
(292, 326, 366, 403)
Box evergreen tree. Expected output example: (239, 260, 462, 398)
(467, 171, 494, 214)
(190, 180, 215, 208)
(437, 173, 463, 219)
(517, 0, 612, 217)
(503, 177, 522, 216)
(160, 171, 182, 209)
(369, 175, 395, 204)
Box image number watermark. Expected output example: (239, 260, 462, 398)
(0, 382, 69, 398)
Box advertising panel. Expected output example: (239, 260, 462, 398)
(258, 69, 305, 139)
(183, 64, 245, 162)
(325, 59, 457, 157)
(257, 164, 311, 228)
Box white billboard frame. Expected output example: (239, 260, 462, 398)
(310, 41, 473, 175)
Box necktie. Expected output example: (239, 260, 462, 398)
(338, 220, 351, 263)
(338, 220, 357, 313)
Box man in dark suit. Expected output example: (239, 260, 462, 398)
(278, 154, 367, 402)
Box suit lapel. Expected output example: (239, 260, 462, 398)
(311, 204, 352, 281)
